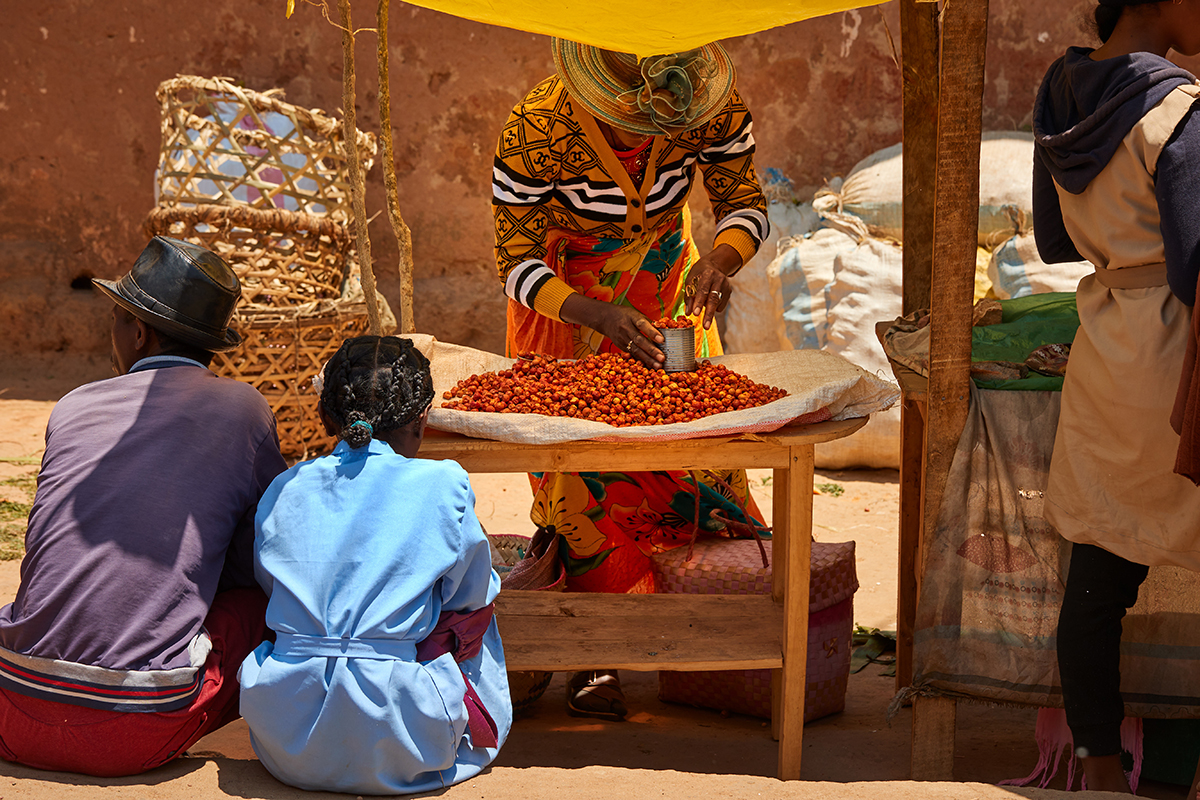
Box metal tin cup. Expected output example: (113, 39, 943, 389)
(658, 326, 697, 373)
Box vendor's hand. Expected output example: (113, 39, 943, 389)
(684, 244, 742, 330)
(560, 294, 666, 369)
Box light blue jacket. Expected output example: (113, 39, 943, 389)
(239, 438, 511, 795)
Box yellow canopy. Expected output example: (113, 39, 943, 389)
(401, 0, 890, 57)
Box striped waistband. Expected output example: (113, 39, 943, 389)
(0, 639, 206, 713)
(1093, 262, 1168, 290)
(272, 633, 417, 661)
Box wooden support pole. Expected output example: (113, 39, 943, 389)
(900, 0, 940, 316)
(924, 0, 989, 604)
(910, 0, 990, 781)
(912, 695, 958, 780)
(896, 0, 940, 692)
(339, 0, 382, 336)
(376, 0, 416, 333)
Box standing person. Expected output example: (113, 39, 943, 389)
(1033, 0, 1200, 792)
(491, 39, 772, 719)
(239, 336, 511, 795)
(0, 236, 287, 776)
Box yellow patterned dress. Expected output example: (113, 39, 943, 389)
(491, 76, 771, 593)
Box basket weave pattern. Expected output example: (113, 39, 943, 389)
(211, 305, 371, 458)
(155, 75, 376, 219)
(144, 205, 353, 308)
(148, 76, 388, 459)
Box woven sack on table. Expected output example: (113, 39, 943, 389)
(498, 526, 566, 715)
(154, 75, 376, 221)
(144, 205, 354, 309)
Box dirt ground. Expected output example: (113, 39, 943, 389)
(0, 354, 1189, 799)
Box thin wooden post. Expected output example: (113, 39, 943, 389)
(896, 398, 925, 688)
(339, 0, 382, 336)
(376, 0, 416, 333)
(911, 0, 990, 781)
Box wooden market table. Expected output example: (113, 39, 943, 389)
(417, 416, 868, 780)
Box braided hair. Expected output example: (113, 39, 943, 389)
(1094, 0, 1163, 42)
(319, 336, 434, 448)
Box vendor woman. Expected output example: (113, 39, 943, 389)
(491, 39, 771, 719)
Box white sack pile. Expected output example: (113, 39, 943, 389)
(723, 132, 1090, 470)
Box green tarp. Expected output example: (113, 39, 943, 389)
(971, 292, 1079, 392)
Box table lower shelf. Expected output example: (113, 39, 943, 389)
(496, 590, 783, 673)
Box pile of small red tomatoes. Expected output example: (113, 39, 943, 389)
(651, 315, 694, 329)
(441, 351, 788, 427)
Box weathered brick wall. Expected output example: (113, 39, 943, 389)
(1, 1, 1141, 356)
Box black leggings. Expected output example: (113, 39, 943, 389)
(1056, 542, 1149, 758)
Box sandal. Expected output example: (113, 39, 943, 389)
(566, 670, 628, 721)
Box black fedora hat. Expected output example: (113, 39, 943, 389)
(93, 236, 242, 352)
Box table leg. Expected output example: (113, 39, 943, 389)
(776, 444, 813, 780)
(770, 460, 788, 743)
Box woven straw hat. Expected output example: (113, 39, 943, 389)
(552, 38, 735, 136)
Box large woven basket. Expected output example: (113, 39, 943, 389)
(144, 205, 353, 309)
(653, 538, 858, 722)
(487, 533, 532, 579)
(213, 303, 377, 459)
(154, 75, 376, 220)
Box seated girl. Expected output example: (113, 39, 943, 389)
(239, 335, 511, 795)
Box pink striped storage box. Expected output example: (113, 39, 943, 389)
(652, 537, 857, 722)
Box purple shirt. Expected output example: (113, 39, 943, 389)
(0, 358, 286, 671)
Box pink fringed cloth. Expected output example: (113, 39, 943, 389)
(998, 708, 1142, 792)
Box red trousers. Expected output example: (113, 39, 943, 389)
(0, 587, 268, 777)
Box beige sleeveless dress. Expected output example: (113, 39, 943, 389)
(1046, 82, 1200, 571)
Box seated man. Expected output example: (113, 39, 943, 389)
(0, 236, 287, 776)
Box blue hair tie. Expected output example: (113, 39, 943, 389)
(348, 420, 374, 435)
